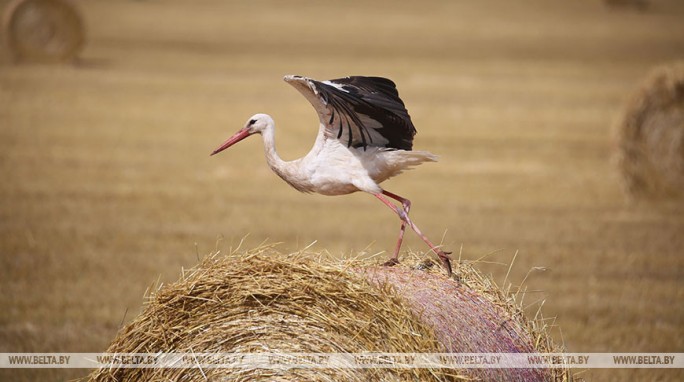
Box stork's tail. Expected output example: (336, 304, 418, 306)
(379, 149, 438, 182)
(403, 150, 438, 165)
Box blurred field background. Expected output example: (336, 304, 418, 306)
(1, 0, 683, 381)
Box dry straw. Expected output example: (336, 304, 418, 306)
(614, 61, 684, 200)
(89, 245, 572, 382)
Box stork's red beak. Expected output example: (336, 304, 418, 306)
(210, 128, 251, 156)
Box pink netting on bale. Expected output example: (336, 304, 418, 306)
(360, 265, 562, 382)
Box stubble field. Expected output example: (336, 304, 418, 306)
(1, 0, 683, 381)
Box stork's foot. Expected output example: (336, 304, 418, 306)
(382, 257, 400, 267)
(436, 250, 453, 277)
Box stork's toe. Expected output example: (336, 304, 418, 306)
(437, 251, 453, 277)
(382, 258, 400, 267)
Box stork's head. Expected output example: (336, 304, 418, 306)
(210, 113, 273, 156)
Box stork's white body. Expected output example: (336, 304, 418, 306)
(211, 75, 452, 275)
(260, 119, 437, 195)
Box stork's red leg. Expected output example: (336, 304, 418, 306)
(381, 190, 410, 264)
(374, 191, 452, 276)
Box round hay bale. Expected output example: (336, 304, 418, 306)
(2, 0, 85, 63)
(89, 247, 571, 382)
(614, 62, 684, 200)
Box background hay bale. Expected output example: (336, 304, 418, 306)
(2, 0, 85, 63)
(614, 61, 684, 200)
(89, 247, 571, 382)
(602, 0, 649, 12)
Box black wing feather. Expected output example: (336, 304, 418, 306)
(312, 76, 417, 151)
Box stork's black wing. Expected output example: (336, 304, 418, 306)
(284, 75, 417, 150)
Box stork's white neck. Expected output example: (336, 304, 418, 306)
(260, 123, 285, 172)
(258, 121, 315, 193)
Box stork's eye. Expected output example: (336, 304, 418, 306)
(249, 119, 257, 126)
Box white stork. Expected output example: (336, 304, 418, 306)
(211, 75, 452, 275)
